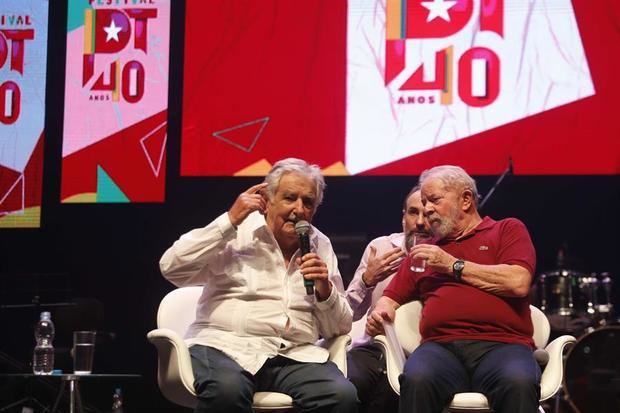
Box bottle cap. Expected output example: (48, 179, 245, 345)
(41, 311, 51, 320)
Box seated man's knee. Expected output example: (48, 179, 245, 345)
(195, 370, 253, 411)
(487, 369, 540, 406)
(332, 377, 359, 407)
(301, 376, 358, 413)
(401, 363, 436, 389)
(500, 372, 539, 393)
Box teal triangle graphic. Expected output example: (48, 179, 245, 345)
(97, 166, 130, 203)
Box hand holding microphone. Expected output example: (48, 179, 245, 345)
(295, 220, 315, 295)
(295, 220, 331, 299)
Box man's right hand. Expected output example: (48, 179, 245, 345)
(362, 246, 405, 287)
(228, 182, 269, 227)
(365, 297, 399, 336)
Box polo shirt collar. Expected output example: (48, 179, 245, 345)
(475, 216, 496, 231)
(437, 216, 496, 244)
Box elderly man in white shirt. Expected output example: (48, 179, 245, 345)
(160, 158, 357, 413)
(345, 185, 430, 413)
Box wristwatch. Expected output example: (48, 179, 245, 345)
(452, 259, 465, 282)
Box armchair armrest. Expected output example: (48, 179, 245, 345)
(147, 328, 197, 409)
(373, 320, 410, 395)
(317, 334, 352, 376)
(540, 334, 576, 401)
(374, 334, 404, 395)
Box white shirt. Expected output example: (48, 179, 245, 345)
(159, 211, 353, 374)
(345, 232, 405, 348)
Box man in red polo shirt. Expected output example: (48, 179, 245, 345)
(366, 165, 539, 413)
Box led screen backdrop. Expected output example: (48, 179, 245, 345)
(0, 0, 49, 228)
(61, 0, 170, 203)
(181, 0, 620, 176)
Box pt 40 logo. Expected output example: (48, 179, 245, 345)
(82, 7, 157, 103)
(0, 27, 34, 125)
(385, 0, 503, 107)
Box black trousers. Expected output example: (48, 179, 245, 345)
(347, 343, 399, 413)
(189, 345, 359, 413)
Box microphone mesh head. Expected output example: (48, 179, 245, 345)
(294, 220, 311, 235)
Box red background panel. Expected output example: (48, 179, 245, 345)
(181, 0, 346, 175)
(181, 0, 620, 175)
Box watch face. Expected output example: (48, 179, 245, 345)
(454, 261, 465, 271)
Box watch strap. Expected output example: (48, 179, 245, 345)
(453, 259, 465, 282)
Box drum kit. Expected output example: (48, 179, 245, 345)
(533, 269, 619, 413)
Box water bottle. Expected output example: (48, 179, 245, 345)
(33, 311, 55, 375)
(111, 387, 123, 413)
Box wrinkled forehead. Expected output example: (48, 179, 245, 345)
(421, 178, 449, 197)
(276, 172, 317, 196)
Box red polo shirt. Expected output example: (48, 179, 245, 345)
(383, 217, 536, 348)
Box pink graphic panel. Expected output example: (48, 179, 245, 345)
(0, 0, 49, 228)
(61, 0, 170, 202)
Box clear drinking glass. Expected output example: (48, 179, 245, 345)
(410, 233, 431, 272)
(73, 330, 96, 374)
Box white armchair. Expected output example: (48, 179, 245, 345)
(147, 286, 351, 410)
(374, 301, 576, 412)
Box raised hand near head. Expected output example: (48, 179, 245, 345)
(228, 182, 269, 227)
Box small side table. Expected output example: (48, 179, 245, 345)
(0, 373, 141, 413)
(50, 374, 141, 413)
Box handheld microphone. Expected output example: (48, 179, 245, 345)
(294, 220, 314, 295)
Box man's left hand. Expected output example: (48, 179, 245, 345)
(410, 244, 456, 274)
(297, 253, 331, 301)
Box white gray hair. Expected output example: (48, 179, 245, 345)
(264, 158, 326, 206)
(419, 165, 480, 207)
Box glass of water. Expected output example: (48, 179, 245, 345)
(73, 330, 96, 374)
(410, 233, 431, 272)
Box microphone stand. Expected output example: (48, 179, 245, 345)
(479, 158, 513, 211)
